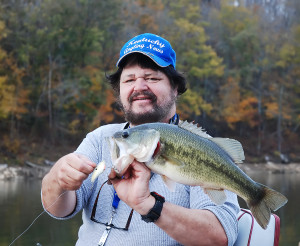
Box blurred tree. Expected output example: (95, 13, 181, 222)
(208, 1, 274, 154)
(164, 0, 224, 127)
(0, 18, 29, 155)
(0, 20, 12, 120)
(0, 0, 299, 162)
(0, 0, 123, 143)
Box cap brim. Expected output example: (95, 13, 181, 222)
(116, 51, 170, 68)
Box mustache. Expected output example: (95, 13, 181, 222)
(129, 91, 157, 103)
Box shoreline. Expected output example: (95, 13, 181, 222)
(238, 162, 300, 174)
(0, 164, 51, 180)
(0, 162, 299, 180)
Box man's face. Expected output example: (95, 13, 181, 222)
(119, 64, 178, 125)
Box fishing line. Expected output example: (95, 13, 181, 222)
(8, 162, 104, 245)
(8, 191, 68, 246)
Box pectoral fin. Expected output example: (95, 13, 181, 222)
(161, 175, 176, 192)
(204, 188, 227, 205)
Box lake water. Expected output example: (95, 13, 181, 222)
(0, 170, 299, 246)
(0, 178, 82, 246)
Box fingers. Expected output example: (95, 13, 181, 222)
(107, 160, 152, 210)
(130, 160, 151, 179)
(108, 168, 117, 180)
(76, 154, 97, 174)
(55, 153, 97, 190)
(108, 168, 123, 185)
(108, 160, 150, 183)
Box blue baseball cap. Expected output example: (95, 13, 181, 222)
(116, 33, 176, 69)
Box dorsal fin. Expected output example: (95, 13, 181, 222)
(211, 138, 245, 164)
(178, 120, 245, 164)
(178, 120, 212, 139)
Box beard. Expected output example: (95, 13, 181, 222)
(118, 91, 177, 125)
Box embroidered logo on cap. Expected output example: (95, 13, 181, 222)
(117, 33, 176, 68)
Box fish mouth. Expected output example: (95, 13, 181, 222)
(152, 141, 161, 158)
(106, 137, 119, 162)
(107, 129, 161, 173)
(106, 136, 135, 175)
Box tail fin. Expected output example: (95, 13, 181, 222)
(247, 183, 288, 229)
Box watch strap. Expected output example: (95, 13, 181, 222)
(141, 192, 165, 223)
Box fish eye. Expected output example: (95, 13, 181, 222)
(122, 131, 129, 138)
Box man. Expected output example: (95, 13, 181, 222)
(41, 33, 239, 246)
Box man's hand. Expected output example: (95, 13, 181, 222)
(41, 153, 96, 217)
(53, 153, 96, 190)
(108, 160, 155, 215)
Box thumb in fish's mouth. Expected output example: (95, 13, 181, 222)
(107, 168, 123, 185)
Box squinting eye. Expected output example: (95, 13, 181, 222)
(146, 78, 160, 82)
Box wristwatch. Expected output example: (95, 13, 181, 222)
(141, 192, 165, 223)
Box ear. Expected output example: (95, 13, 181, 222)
(173, 84, 179, 97)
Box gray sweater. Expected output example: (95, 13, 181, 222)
(45, 123, 239, 246)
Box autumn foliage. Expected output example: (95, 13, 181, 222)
(0, 0, 299, 164)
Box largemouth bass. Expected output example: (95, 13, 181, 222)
(105, 121, 288, 229)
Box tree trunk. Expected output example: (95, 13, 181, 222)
(256, 69, 262, 155)
(48, 52, 53, 129)
(277, 85, 284, 154)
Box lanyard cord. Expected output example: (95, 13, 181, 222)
(112, 189, 120, 209)
(169, 113, 179, 125)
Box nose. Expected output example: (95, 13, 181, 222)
(134, 77, 149, 91)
